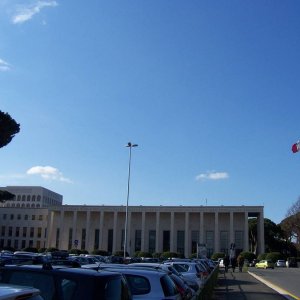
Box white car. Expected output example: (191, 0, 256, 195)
(276, 260, 286, 267)
(0, 283, 42, 300)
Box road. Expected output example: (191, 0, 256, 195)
(248, 267, 300, 299)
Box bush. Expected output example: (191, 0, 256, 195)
(211, 252, 225, 260)
(69, 249, 88, 255)
(91, 250, 108, 256)
(135, 251, 152, 258)
(239, 251, 256, 262)
(257, 253, 267, 261)
(266, 252, 282, 263)
(22, 247, 38, 253)
(160, 252, 179, 260)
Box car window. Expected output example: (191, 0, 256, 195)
(124, 274, 150, 295)
(160, 274, 178, 296)
(105, 277, 131, 300)
(4, 271, 55, 300)
(61, 278, 77, 300)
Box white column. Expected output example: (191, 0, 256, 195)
(47, 210, 55, 248)
(170, 212, 175, 252)
(127, 212, 132, 255)
(59, 210, 64, 249)
(112, 211, 118, 254)
(155, 212, 160, 253)
(185, 212, 189, 257)
(99, 211, 104, 249)
(244, 212, 249, 251)
(200, 212, 204, 244)
(141, 212, 146, 251)
(85, 210, 90, 251)
(229, 212, 234, 247)
(258, 213, 265, 254)
(214, 212, 219, 252)
(72, 211, 77, 247)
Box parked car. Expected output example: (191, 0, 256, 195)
(275, 260, 286, 267)
(97, 265, 182, 299)
(164, 261, 206, 289)
(128, 262, 199, 292)
(0, 263, 132, 300)
(0, 283, 43, 300)
(248, 259, 258, 267)
(255, 260, 274, 269)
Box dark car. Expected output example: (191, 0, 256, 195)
(0, 264, 131, 300)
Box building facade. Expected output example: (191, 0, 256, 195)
(0, 186, 265, 257)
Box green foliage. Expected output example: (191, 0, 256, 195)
(211, 252, 225, 260)
(153, 252, 162, 258)
(38, 248, 47, 253)
(257, 253, 267, 261)
(69, 249, 88, 255)
(239, 251, 256, 261)
(266, 252, 282, 263)
(45, 247, 59, 252)
(92, 250, 108, 256)
(0, 110, 20, 149)
(160, 252, 178, 259)
(135, 251, 152, 258)
(22, 247, 38, 253)
(113, 251, 126, 257)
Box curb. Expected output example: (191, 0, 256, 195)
(248, 271, 300, 300)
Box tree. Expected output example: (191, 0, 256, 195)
(0, 110, 20, 149)
(280, 198, 300, 253)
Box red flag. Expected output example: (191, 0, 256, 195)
(292, 141, 300, 153)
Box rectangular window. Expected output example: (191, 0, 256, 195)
(17, 214, 21, 220)
(94, 229, 99, 250)
(121, 230, 125, 250)
(177, 230, 185, 254)
(21, 240, 26, 248)
(220, 231, 229, 254)
(10, 214, 14, 220)
(3, 214, 7, 220)
(0, 239, 4, 248)
(8, 226, 13, 237)
(32, 215, 35, 220)
(30, 227, 34, 238)
(16, 227, 20, 237)
(14, 240, 18, 249)
(38, 215, 43, 221)
(81, 229, 86, 250)
(163, 230, 170, 252)
(135, 230, 141, 252)
(44, 228, 47, 239)
(7, 239, 11, 247)
(23, 227, 27, 238)
(68, 228, 73, 250)
(235, 230, 244, 250)
(206, 231, 214, 257)
(148, 230, 156, 253)
(56, 228, 60, 249)
(1, 226, 5, 236)
(37, 228, 42, 238)
(108, 229, 113, 254)
(24, 215, 28, 220)
(191, 230, 199, 254)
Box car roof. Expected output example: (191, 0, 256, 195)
(0, 283, 41, 299)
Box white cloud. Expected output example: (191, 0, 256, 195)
(26, 165, 72, 183)
(0, 58, 11, 71)
(12, 0, 58, 24)
(196, 171, 229, 181)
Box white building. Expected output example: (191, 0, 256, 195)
(0, 186, 264, 257)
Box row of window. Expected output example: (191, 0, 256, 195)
(1, 226, 47, 239)
(2, 214, 45, 221)
(0, 239, 46, 250)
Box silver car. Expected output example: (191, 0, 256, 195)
(98, 266, 182, 299)
(0, 283, 43, 300)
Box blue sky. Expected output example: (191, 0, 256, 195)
(1, 0, 300, 224)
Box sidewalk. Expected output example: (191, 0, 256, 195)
(211, 269, 287, 300)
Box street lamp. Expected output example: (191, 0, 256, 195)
(124, 142, 138, 259)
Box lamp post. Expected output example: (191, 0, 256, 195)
(124, 142, 138, 259)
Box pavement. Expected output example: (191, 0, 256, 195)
(211, 268, 296, 300)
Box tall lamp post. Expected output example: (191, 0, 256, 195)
(124, 142, 138, 259)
